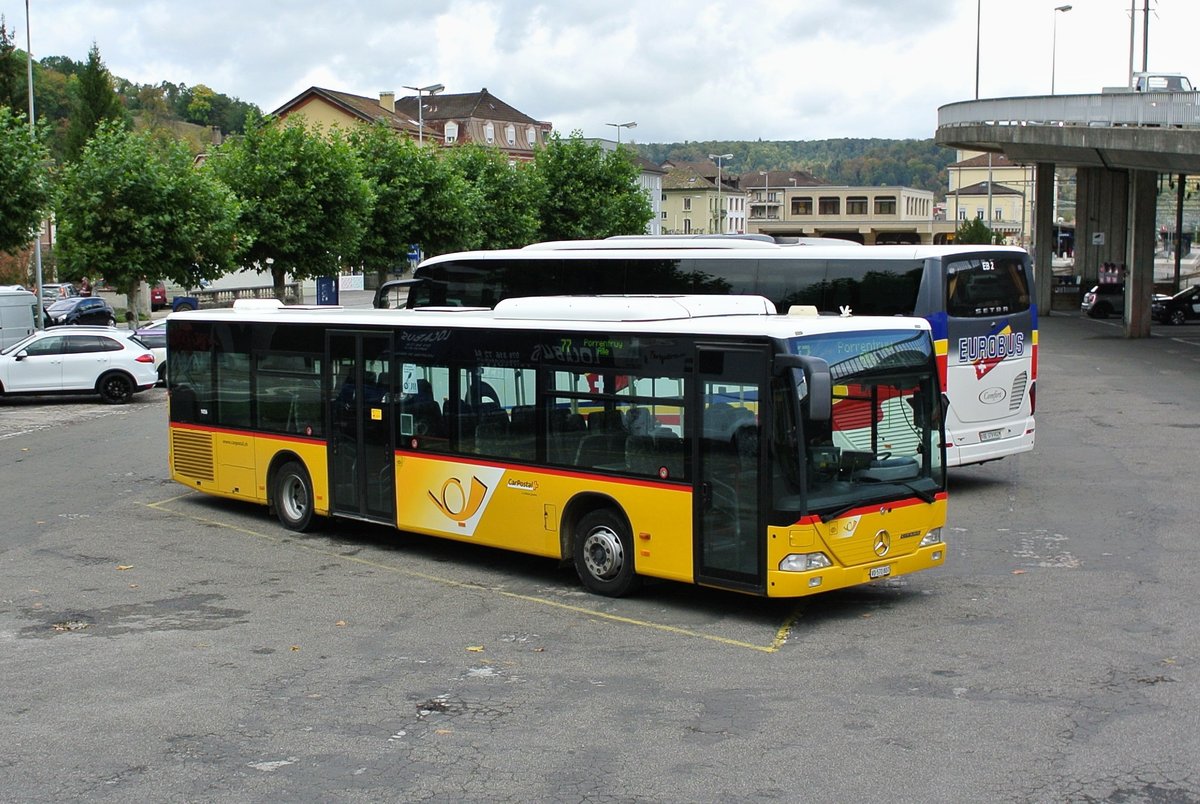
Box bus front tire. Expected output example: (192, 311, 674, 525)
(274, 460, 317, 532)
(573, 509, 640, 597)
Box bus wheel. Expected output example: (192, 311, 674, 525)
(573, 509, 640, 597)
(274, 460, 317, 532)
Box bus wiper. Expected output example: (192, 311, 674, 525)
(816, 503, 859, 524)
(853, 476, 937, 504)
(815, 482, 936, 523)
(896, 480, 937, 504)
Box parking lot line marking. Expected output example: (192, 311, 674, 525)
(145, 494, 792, 653)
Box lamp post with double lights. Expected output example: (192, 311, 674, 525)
(605, 121, 637, 145)
(709, 153, 733, 234)
(1051, 5, 1072, 95)
(403, 82, 444, 147)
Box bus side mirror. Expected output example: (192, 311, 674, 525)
(775, 354, 832, 422)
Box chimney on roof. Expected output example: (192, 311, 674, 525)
(379, 91, 395, 112)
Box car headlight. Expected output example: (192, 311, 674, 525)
(779, 552, 833, 572)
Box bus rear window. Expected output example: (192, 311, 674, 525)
(946, 256, 1030, 318)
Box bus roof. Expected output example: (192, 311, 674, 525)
(419, 243, 1028, 267)
(178, 296, 931, 340)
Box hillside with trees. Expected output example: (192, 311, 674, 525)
(0, 19, 259, 160)
(638, 138, 954, 196)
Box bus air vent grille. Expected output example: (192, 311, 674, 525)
(1009, 371, 1028, 412)
(172, 429, 215, 481)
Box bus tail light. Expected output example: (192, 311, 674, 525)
(1029, 383, 1036, 415)
(779, 552, 832, 572)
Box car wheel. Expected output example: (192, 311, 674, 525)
(157, 364, 167, 386)
(1170, 308, 1187, 326)
(1090, 303, 1109, 319)
(573, 508, 640, 597)
(274, 460, 317, 532)
(97, 372, 133, 404)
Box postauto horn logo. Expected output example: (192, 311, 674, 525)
(430, 476, 490, 525)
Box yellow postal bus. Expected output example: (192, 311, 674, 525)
(167, 295, 947, 597)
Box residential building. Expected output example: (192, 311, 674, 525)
(271, 86, 428, 139)
(270, 86, 551, 161)
(661, 165, 740, 235)
(743, 170, 826, 223)
(750, 183, 945, 244)
(946, 151, 1037, 246)
(662, 159, 744, 232)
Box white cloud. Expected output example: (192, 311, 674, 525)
(8, 0, 1199, 142)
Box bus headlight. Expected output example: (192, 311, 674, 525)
(779, 552, 833, 572)
(919, 527, 943, 547)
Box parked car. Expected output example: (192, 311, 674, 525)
(44, 296, 118, 327)
(1081, 284, 1124, 319)
(133, 318, 167, 384)
(1152, 285, 1200, 325)
(0, 326, 158, 404)
(40, 283, 79, 304)
(150, 283, 168, 311)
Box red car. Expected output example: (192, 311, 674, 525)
(150, 283, 168, 311)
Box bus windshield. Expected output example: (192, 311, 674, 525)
(775, 329, 944, 520)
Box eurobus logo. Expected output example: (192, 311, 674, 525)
(958, 324, 1024, 380)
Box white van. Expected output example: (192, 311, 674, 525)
(0, 289, 39, 350)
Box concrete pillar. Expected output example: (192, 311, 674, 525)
(1034, 163, 1055, 313)
(1076, 167, 1129, 285)
(1125, 169, 1157, 338)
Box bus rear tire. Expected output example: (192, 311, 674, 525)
(274, 460, 317, 532)
(573, 509, 640, 597)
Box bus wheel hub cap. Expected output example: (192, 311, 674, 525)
(583, 527, 623, 579)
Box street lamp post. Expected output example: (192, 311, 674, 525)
(1052, 5, 1072, 95)
(25, 0, 43, 322)
(402, 82, 444, 147)
(709, 153, 733, 234)
(605, 121, 637, 144)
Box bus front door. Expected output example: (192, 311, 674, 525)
(328, 332, 396, 523)
(694, 345, 767, 593)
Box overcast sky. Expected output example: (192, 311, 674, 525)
(6, 0, 1198, 143)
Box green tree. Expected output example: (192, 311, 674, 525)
(56, 121, 242, 325)
(348, 123, 433, 284)
(533, 132, 652, 241)
(445, 143, 540, 250)
(185, 83, 216, 126)
(0, 106, 52, 255)
(955, 216, 1000, 244)
(0, 17, 24, 110)
(207, 118, 372, 297)
(64, 43, 126, 161)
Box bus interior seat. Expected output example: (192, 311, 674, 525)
(626, 407, 655, 435)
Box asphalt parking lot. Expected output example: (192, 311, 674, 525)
(3, 312, 1200, 802)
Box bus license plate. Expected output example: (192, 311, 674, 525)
(979, 428, 1004, 442)
(869, 565, 891, 579)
